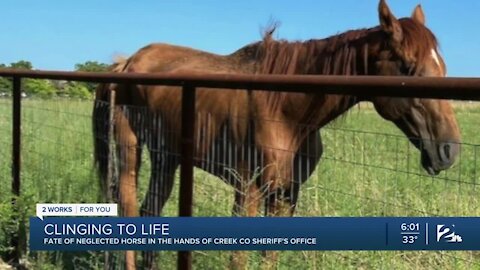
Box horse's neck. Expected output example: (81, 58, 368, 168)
(229, 41, 263, 63)
(291, 34, 379, 126)
(294, 94, 359, 129)
(249, 93, 357, 154)
(270, 38, 368, 127)
(235, 31, 377, 127)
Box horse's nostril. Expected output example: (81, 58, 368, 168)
(438, 143, 452, 163)
(444, 144, 451, 160)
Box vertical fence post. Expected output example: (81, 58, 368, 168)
(10, 76, 23, 265)
(177, 84, 196, 270)
(106, 89, 116, 202)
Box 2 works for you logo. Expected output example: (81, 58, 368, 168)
(36, 203, 118, 220)
(436, 224, 463, 243)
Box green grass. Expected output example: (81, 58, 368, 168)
(0, 99, 479, 269)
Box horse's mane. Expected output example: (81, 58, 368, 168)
(253, 18, 439, 115)
(257, 26, 373, 76)
(254, 25, 375, 115)
(257, 19, 439, 76)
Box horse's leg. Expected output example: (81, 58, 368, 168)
(259, 131, 324, 270)
(141, 116, 180, 269)
(292, 131, 323, 199)
(253, 120, 306, 270)
(231, 158, 262, 216)
(141, 154, 178, 269)
(232, 183, 262, 216)
(115, 107, 142, 270)
(260, 168, 297, 270)
(221, 121, 266, 269)
(230, 159, 262, 270)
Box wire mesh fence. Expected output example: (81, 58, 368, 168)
(182, 102, 479, 270)
(0, 75, 479, 269)
(0, 97, 105, 269)
(0, 97, 13, 262)
(99, 98, 479, 269)
(0, 97, 12, 190)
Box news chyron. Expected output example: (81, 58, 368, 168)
(30, 204, 480, 251)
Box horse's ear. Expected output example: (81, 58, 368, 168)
(379, 0, 403, 44)
(411, 4, 426, 25)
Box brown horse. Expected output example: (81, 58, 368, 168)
(93, 1, 460, 269)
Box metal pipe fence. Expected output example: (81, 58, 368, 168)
(0, 69, 479, 269)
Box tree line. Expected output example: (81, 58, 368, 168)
(0, 60, 110, 99)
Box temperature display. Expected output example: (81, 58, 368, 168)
(400, 223, 421, 244)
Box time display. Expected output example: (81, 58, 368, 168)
(401, 223, 420, 231)
(400, 222, 421, 245)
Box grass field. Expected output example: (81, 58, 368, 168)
(0, 98, 479, 269)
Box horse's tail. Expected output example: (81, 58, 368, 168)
(93, 56, 129, 198)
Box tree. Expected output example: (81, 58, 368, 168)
(75, 61, 109, 73)
(74, 61, 109, 93)
(23, 79, 57, 98)
(9, 60, 33, 70)
(0, 63, 12, 95)
(0, 63, 11, 94)
(0, 61, 34, 95)
(0, 61, 64, 98)
(64, 82, 91, 99)
(0, 78, 12, 95)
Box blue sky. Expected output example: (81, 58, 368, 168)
(1, 0, 479, 77)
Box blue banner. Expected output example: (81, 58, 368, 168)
(29, 217, 480, 251)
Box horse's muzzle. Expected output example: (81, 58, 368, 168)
(421, 141, 459, 176)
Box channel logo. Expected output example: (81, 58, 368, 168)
(436, 224, 462, 243)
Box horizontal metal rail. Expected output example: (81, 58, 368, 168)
(0, 69, 479, 100)
(2, 68, 479, 270)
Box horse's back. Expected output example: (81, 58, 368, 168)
(112, 43, 252, 157)
(124, 43, 249, 74)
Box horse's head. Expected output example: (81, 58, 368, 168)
(370, 0, 461, 175)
